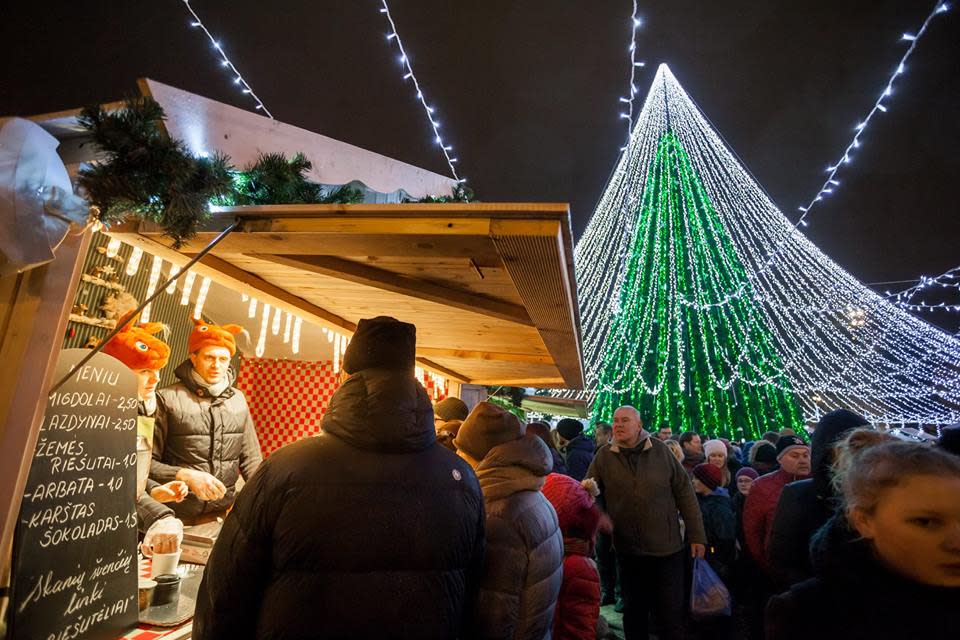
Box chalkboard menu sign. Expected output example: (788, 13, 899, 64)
(12, 348, 139, 640)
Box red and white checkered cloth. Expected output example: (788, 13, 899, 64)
(236, 358, 339, 457)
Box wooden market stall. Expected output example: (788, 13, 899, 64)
(0, 79, 585, 639)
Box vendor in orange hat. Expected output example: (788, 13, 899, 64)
(102, 312, 188, 556)
(151, 318, 262, 524)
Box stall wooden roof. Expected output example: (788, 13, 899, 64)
(109, 203, 584, 388)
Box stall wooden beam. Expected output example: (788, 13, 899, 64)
(416, 347, 553, 364)
(252, 254, 533, 326)
(415, 358, 469, 384)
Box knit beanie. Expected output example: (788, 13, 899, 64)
(188, 318, 244, 356)
(434, 396, 469, 421)
(342, 316, 416, 374)
(776, 435, 809, 461)
(102, 312, 170, 371)
(556, 418, 584, 440)
(693, 463, 723, 491)
(437, 419, 462, 437)
(752, 440, 777, 465)
(703, 439, 727, 460)
(453, 401, 524, 461)
(542, 473, 603, 539)
(735, 467, 759, 481)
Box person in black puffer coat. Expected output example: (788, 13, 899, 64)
(766, 409, 868, 589)
(455, 402, 563, 639)
(557, 418, 594, 481)
(766, 441, 960, 640)
(194, 317, 486, 640)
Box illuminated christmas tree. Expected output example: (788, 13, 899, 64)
(568, 65, 960, 438)
(592, 130, 803, 439)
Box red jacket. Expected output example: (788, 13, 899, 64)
(742, 468, 808, 574)
(554, 544, 601, 640)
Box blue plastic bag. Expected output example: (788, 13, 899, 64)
(690, 557, 732, 619)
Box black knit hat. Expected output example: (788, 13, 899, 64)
(776, 434, 809, 461)
(753, 441, 778, 465)
(556, 418, 584, 440)
(342, 316, 416, 375)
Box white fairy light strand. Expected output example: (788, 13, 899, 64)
(255, 302, 271, 357)
(180, 271, 197, 305)
(378, 0, 463, 183)
(140, 256, 164, 323)
(564, 64, 960, 425)
(886, 264, 960, 313)
(165, 264, 181, 294)
(618, 1, 645, 153)
(797, 1, 950, 223)
(180, 0, 274, 119)
(192, 277, 212, 320)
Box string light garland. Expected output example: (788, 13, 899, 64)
(797, 1, 950, 222)
(165, 264, 181, 294)
(292, 317, 302, 355)
(180, 0, 274, 119)
(125, 247, 144, 277)
(564, 64, 960, 433)
(377, 0, 464, 183)
(140, 256, 164, 323)
(283, 312, 292, 344)
(192, 277, 212, 320)
(618, 1, 645, 153)
(886, 264, 960, 313)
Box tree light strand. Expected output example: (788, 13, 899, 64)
(180, 0, 275, 119)
(618, 1, 645, 153)
(378, 0, 463, 183)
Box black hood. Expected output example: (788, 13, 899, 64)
(322, 368, 435, 453)
(810, 409, 869, 497)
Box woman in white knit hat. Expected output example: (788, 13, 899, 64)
(703, 439, 732, 489)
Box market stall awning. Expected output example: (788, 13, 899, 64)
(108, 202, 584, 388)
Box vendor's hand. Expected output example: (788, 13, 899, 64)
(150, 481, 189, 503)
(176, 468, 226, 501)
(141, 516, 183, 557)
(691, 543, 706, 559)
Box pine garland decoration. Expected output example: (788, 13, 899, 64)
(77, 97, 233, 248)
(226, 153, 362, 206)
(405, 183, 475, 203)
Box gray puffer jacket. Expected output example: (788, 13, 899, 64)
(474, 435, 563, 640)
(151, 361, 262, 522)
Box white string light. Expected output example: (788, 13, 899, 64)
(271, 306, 282, 335)
(192, 277, 212, 320)
(564, 64, 960, 426)
(886, 264, 960, 313)
(241, 292, 249, 302)
(618, 1, 644, 153)
(125, 247, 143, 277)
(165, 264, 180, 294)
(333, 331, 341, 373)
(105, 237, 122, 259)
(180, 271, 197, 305)
(292, 317, 302, 355)
(378, 0, 464, 183)
(140, 256, 164, 323)
(255, 302, 271, 357)
(796, 1, 949, 223)
(180, 0, 274, 119)
(283, 312, 292, 344)
(248, 297, 258, 318)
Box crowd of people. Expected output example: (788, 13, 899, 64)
(117, 313, 960, 639)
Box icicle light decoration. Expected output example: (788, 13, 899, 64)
(283, 312, 292, 344)
(271, 306, 282, 335)
(165, 264, 180, 294)
(140, 255, 164, 323)
(125, 246, 144, 276)
(180, 271, 197, 305)
(192, 277, 211, 320)
(248, 297, 258, 318)
(292, 317, 302, 355)
(333, 332, 341, 373)
(256, 302, 271, 357)
(105, 237, 122, 258)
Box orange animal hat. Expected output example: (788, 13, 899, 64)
(102, 312, 171, 371)
(188, 318, 245, 356)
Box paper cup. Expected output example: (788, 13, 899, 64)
(150, 549, 181, 578)
(137, 578, 157, 612)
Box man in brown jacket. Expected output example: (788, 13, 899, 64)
(586, 405, 706, 640)
(151, 319, 262, 524)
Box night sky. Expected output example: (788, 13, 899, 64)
(2, 1, 958, 330)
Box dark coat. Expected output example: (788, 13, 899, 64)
(562, 435, 594, 481)
(697, 489, 736, 581)
(550, 447, 569, 477)
(586, 432, 706, 556)
(152, 361, 262, 522)
(474, 435, 563, 640)
(767, 409, 867, 589)
(193, 369, 486, 640)
(766, 515, 958, 640)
